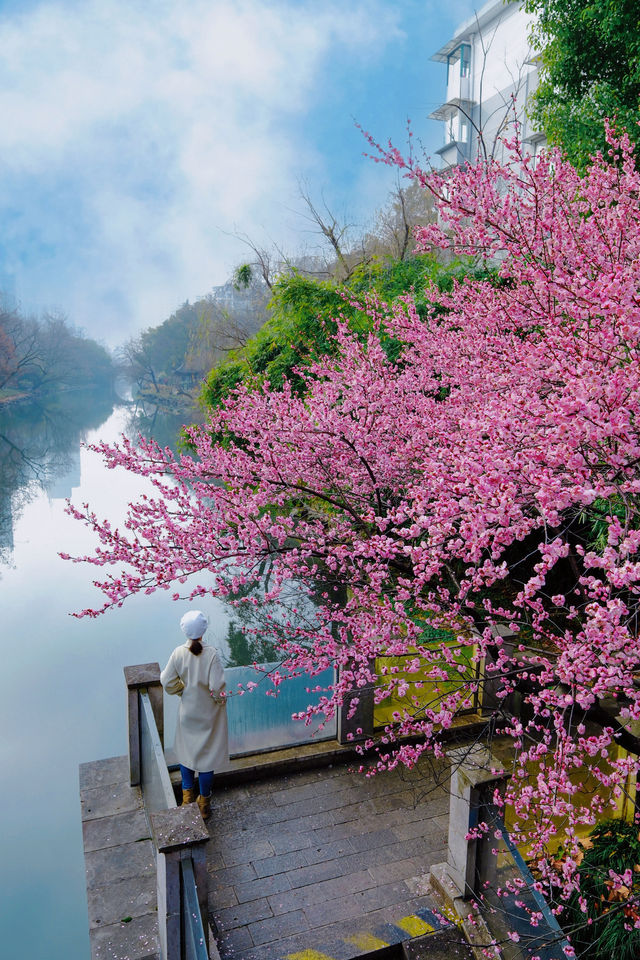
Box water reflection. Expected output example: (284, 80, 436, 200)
(0, 395, 229, 960)
(120, 392, 203, 452)
(0, 392, 336, 960)
(0, 389, 115, 566)
(0, 388, 205, 571)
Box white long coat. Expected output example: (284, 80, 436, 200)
(161, 642, 229, 772)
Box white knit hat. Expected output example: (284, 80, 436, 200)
(180, 610, 209, 640)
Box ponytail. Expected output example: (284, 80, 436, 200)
(189, 639, 203, 656)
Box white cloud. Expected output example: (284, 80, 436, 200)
(0, 0, 403, 343)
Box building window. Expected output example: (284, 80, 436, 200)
(447, 43, 471, 80)
(445, 113, 469, 145)
(460, 44, 471, 78)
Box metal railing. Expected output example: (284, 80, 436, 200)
(475, 804, 571, 960)
(181, 858, 210, 960)
(432, 746, 571, 959)
(125, 663, 211, 960)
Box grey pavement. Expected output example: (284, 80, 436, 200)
(206, 756, 456, 960)
(79, 751, 462, 960)
(79, 756, 160, 960)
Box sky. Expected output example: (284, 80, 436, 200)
(0, 0, 476, 347)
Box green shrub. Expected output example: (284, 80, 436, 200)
(562, 819, 640, 960)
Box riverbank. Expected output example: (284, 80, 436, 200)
(135, 384, 201, 412)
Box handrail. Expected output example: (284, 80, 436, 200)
(478, 803, 572, 960)
(181, 858, 210, 960)
(139, 690, 176, 813)
(488, 805, 565, 932)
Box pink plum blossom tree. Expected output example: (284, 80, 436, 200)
(66, 128, 640, 925)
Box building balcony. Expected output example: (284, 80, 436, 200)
(446, 71, 471, 105)
(429, 96, 475, 124)
(434, 141, 468, 168)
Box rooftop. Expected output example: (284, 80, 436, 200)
(431, 0, 520, 62)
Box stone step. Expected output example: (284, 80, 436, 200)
(403, 929, 474, 960)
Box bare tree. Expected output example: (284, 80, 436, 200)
(0, 309, 82, 394)
(117, 335, 161, 394)
(364, 179, 437, 261)
(295, 183, 362, 281)
(231, 234, 280, 291)
(187, 276, 270, 367)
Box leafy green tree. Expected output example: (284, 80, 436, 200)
(120, 283, 271, 400)
(200, 256, 493, 410)
(120, 302, 201, 395)
(144, 302, 201, 376)
(526, 0, 640, 168)
(67, 335, 113, 387)
(233, 263, 254, 290)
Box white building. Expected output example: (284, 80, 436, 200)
(430, 0, 545, 168)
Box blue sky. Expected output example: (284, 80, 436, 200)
(0, 0, 476, 345)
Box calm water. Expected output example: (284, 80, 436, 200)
(0, 392, 332, 960)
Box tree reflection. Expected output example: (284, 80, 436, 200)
(0, 390, 114, 566)
(0, 386, 335, 659)
(223, 573, 343, 669)
(120, 394, 204, 453)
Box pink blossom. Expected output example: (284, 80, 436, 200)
(64, 127, 640, 917)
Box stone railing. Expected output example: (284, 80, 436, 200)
(125, 663, 211, 960)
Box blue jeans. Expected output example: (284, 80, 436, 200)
(180, 765, 213, 797)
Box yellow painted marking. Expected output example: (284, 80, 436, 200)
(439, 905, 463, 927)
(344, 932, 390, 951)
(285, 951, 336, 960)
(396, 915, 435, 937)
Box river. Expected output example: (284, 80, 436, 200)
(0, 390, 333, 959)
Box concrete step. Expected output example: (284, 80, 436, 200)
(403, 929, 473, 960)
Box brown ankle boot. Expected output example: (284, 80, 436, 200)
(181, 787, 197, 805)
(197, 794, 211, 821)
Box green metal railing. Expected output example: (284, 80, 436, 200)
(476, 804, 571, 960)
(181, 858, 209, 960)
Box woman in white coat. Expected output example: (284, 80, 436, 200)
(161, 610, 228, 820)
